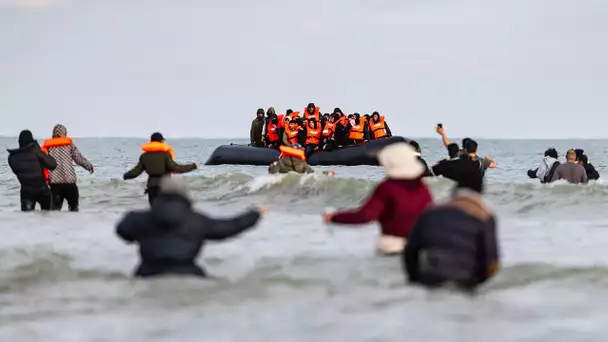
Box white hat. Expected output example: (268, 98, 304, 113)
(159, 175, 191, 201)
(378, 142, 426, 179)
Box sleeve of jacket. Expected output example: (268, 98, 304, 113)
(250, 121, 256, 144)
(202, 209, 261, 240)
(527, 168, 538, 179)
(281, 131, 290, 146)
(71, 145, 94, 172)
(166, 154, 197, 173)
(384, 122, 392, 137)
(123, 155, 145, 180)
(331, 184, 386, 224)
(476, 215, 500, 283)
(35, 147, 58, 170)
(404, 211, 428, 283)
(116, 211, 145, 242)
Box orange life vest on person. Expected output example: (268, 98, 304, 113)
(349, 123, 365, 140)
(277, 114, 284, 123)
(141, 141, 175, 160)
(41, 137, 73, 183)
(284, 125, 300, 144)
(268, 122, 280, 142)
(305, 127, 321, 145)
(304, 107, 320, 122)
(291, 112, 300, 121)
(322, 121, 336, 138)
(279, 145, 306, 160)
(370, 116, 388, 139)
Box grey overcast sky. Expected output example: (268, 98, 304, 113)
(0, 0, 607, 139)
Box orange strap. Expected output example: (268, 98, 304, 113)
(42, 137, 73, 149)
(279, 146, 306, 160)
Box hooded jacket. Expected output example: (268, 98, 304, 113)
(44, 124, 94, 184)
(250, 115, 265, 146)
(116, 191, 261, 277)
(535, 156, 559, 183)
(7, 131, 58, 188)
(404, 188, 499, 289)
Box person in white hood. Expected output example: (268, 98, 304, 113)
(527, 148, 560, 183)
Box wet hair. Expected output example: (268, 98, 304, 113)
(544, 148, 558, 159)
(447, 143, 460, 158)
(578, 154, 589, 165)
(465, 139, 478, 153)
(408, 140, 421, 153)
(462, 137, 472, 149)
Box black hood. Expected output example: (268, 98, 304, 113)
(150, 194, 193, 230)
(7, 142, 39, 155)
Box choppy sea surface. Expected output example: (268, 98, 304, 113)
(1, 137, 608, 342)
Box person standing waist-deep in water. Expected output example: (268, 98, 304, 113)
(41, 124, 94, 212)
(123, 132, 198, 204)
(7, 130, 58, 211)
(116, 175, 266, 278)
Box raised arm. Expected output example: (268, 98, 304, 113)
(330, 185, 386, 224)
(203, 209, 262, 240)
(71, 145, 94, 172)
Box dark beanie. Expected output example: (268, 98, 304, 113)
(150, 132, 164, 142)
(18, 130, 35, 147)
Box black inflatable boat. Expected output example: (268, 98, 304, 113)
(204, 136, 409, 166)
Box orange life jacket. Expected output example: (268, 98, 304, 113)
(268, 122, 280, 142)
(279, 145, 306, 160)
(291, 112, 300, 121)
(284, 125, 300, 144)
(370, 116, 388, 139)
(141, 141, 175, 160)
(41, 137, 73, 183)
(322, 121, 336, 138)
(349, 123, 365, 140)
(277, 114, 284, 123)
(305, 127, 321, 145)
(304, 107, 320, 122)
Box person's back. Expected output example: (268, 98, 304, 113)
(116, 176, 264, 277)
(42, 124, 94, 211)
(404, 162, 499, 290)
(7, 130, 58, 211)
(551, 149, 588, 184)
(268, 145, 314, 174)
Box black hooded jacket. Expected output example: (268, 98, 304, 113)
(7, 142, 57, 188)
(116, 193, 261, 277)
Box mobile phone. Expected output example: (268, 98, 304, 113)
(437, 123, 443, 128)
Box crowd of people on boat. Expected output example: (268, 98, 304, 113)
(4, 121, 601, 292)
(250, 103, 392, 158)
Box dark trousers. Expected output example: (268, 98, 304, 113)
(305, 144, 317, 158)
(50, 183, 80, 211)
(146, 186, 160, 205)
(20, 185, 52, 212)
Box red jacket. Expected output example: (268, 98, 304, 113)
(330, 178, 433, 238)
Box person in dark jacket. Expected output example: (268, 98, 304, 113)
(123, 132, 198, 204)
(404, 159, 499, 291)
(527, 148, 560, 183)
(250, 109, 265, 147)
(577, 154, 600, 180)
(7, 130, 58, 211)
(116, 175, 266, 278)
(324, 143, 433, 255)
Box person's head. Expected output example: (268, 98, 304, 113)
(566, 149, 577, 162)
(574, 149, 584, 160)
(378, 143, 425, 180)
(18, 130, 35, 147)
(447, 142, 460, 158)
(289, 121, 297, 129)
(256, 108, 264, 119)
(578, 154, 589, 165)
(544, 148, 558, 159)
(266, 107, 276, 116)
(408, 140, 422, 154)
(465, 139, 478, 154)
(308, 119, 316, 128)
(363, 114, 370, 121)
(159, 175, 192, 203)
(333, 107, 343, 115)
(372, 111, 380, 122)
(347, 114, 354, 120)
(52, 124, 68, 138)
(330, 114, 337, 122)
(286, 109, 293, 115)
(462, 137, 472, 150)
(307, 103, 315, 114)
(323, 113, 330, 120)
(150, 132, 165, 142)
